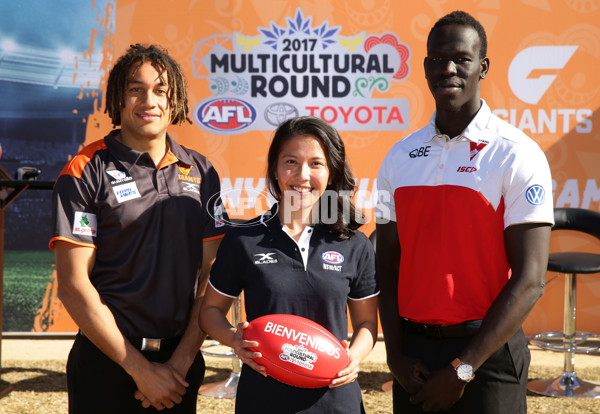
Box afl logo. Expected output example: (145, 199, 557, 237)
(525, 184, 545, 205)
(321, 251, 344, 265)
(195, 98, 256, 132)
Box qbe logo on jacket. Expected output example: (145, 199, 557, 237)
(195, 98, 256, 132)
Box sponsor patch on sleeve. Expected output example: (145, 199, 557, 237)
(73, 212, 98, 237)
(213, 203, 225, 228)
(525, 184, 545, 205)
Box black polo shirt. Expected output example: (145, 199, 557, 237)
(209, 204, 378, 413)
(51, 130, 228, 338)
(210, 204, 378, 340)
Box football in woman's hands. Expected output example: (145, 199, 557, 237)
(243, 314, 350, 388)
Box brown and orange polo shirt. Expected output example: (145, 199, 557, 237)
(50, 130, 228, 338)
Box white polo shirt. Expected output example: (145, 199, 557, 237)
(376, 100, 554, 325)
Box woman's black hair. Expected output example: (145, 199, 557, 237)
(267, 116, 364, 239)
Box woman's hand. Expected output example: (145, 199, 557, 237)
(232, 322, 267, 376)
(329, 340, 359, 388)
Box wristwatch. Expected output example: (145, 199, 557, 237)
(451, 358, 475, 382)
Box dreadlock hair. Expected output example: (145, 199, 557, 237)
(104, 43, 191, 126)
(267, 116, 365, 240)
(427, 11, 488, 59)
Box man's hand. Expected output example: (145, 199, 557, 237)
(132, 362, 188, 410)
(389, 353, 430, 395)
(409, 365, 466, 412)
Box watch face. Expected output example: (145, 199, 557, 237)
(457, 363, 473, 381)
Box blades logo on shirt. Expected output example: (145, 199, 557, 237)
(254, 252, 278, 264)
(183, 183, 200, 194)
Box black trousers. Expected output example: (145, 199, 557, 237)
(392, 327, 530, 414)
(67, 333, 205, 414)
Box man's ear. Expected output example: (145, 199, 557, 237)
(480, 57, 490, 80)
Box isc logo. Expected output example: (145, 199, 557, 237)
(195, 98, 256, 132)
(321, 251, 344, 264)
(456, 166, 477, 173)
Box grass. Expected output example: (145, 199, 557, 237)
(3, 250, 55, 332)
(1, 253, 599, 412)
(0, 356, 598, 413)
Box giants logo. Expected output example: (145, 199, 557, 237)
(178, 164, 193, 175)
(508, 46, 578, 104)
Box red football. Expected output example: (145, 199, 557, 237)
(243, 314, 350, 388)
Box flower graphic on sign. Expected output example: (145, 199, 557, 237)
(259, 9, 340, 50)
(364, 34, 410, 80)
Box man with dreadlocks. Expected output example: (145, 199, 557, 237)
(50, 44, 229, 413)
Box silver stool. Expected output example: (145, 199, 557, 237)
(198, 296, 243, 399)
(528, 208, 600, 398)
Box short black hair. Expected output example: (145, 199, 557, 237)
(427, 10, 487, 59)
(105, 43, 191, 127)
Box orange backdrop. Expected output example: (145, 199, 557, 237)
(37, 0, 600, 336)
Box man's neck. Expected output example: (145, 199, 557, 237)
(118, 131, 168, 167)
(435, 100, 482, 138)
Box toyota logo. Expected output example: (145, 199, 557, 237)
(264, 103, 299, 126)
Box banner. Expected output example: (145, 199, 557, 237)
(1, 0, 599, 335)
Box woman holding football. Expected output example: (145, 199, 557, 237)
(199, 116, 379, 413)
